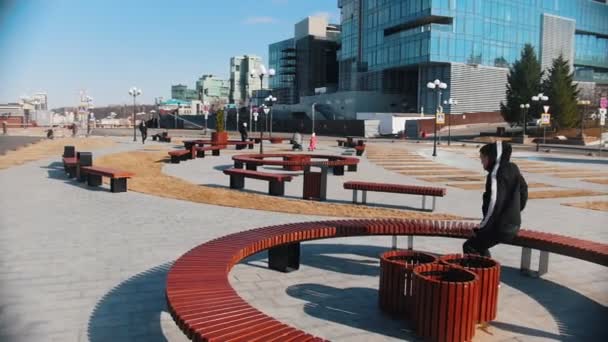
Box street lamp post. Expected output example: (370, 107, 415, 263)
(443, 98, 458, 146)
(129, 87, 142, 142)
(259, 104, 269, 154)
(426, 79, 448, 157)
(155, 97, 163, 129)
(531, 93, 549, 145)
(311, 102, 317, 134)
(577, 100, 591, 139)
(265, 95, 277, 137)
(519, 103, 530, 136)
(250, 64, 275, 146)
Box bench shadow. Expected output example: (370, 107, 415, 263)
(42, 162, 109, 192)
(242, 243, 607, 341)
(87, 262, 173, 342)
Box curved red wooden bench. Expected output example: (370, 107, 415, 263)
(166, 219, 608, 342)
(344, 181, 446, 211)
(80, 166, 135, 193)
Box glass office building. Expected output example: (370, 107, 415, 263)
(338, 0, 608, 115)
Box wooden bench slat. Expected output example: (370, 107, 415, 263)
(80, 166, 135, 178)
(223, 168, 293, 182)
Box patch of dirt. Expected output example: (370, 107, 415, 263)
(528, 189, 606, 199)
(561, 201, 608, 212)
(0, 137, 116, 170)
(94, 150, 463, 220)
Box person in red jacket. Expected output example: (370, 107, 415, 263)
(463, 141, 528, 257)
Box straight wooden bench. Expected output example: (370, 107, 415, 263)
(344, 181, 446, 211)
(80, 166, 135, 192)
(223, 168, 293, 196)
(166, 219, 608, 342)
(355, 144, 366, 156)
(194, 145, 222, 158)
(168, 150, 192, 164)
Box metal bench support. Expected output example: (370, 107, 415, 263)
(268, 242, 300, 273)
(520, 247, 550, 277)
(352, 189, 358, 203)
(391, 236, 413, 250)
(422, 195, 426, 210)
(111, 178, 128, 193)
(362, 190, 367, 204)
(269, 181, 285, 196)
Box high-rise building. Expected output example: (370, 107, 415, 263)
(337, 0, 608, 116)
(229, 55, 266, 106)
(268, 16, 340, 105)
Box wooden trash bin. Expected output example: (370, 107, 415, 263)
(440, 254, 501, 323)
(378, 250, 437, 317)
(412, 264, 479, 342)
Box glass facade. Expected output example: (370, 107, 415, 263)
(347, 0, 607, 81)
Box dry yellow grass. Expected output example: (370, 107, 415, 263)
(419, 176, 485, 183)
(0, 137, 116, 170)
(446, 182, 553, 191)
(94, 150, 462, 220)
(399, 170, 474, 176)
(528, 189, 605, 199)
(550, 173, 603, 179)
(583, 178, 608, 185)
(561, 201, 608, 212)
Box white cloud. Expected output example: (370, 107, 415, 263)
(243, 16, 277, 25)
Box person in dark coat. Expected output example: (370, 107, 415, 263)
(139, 121, 148, 144)
(463, 141, 528, 257)
(239, 122, 248, 142)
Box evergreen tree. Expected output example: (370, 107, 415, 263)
(542, 54, 579, 129)
(500, 44, 543, 125)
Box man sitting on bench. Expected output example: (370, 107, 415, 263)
(291, 131, 303, 151)
(463, 141, 528, 257)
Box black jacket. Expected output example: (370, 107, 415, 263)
(479, 149, 528, 238)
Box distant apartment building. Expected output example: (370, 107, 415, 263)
(229, 55, 266, 106)
(268, 16, 340, 106)
(196, 75, 230, 107)
(171, 84, 198, 101)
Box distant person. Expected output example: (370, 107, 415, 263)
(139, 121, 147, 144)
(308, 132, 317, 151)
(239, 122, 248, 142)
(463, 141, 528, 257)
(46, 128, 54, 139)
(71, 123, 78, 137)
(291, 131, 303, 151)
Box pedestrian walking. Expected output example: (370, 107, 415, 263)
(239, 122, 248, 142)
(308, 132, 317, 151)
(139, 120, 148, 144)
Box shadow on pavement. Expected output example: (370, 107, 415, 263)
(246, 243, 608, 341)
(87, 262, 172, 342)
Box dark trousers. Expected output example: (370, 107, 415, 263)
(141, 130, 147, 143)
(240, 134, 247, 142)
(463, 226, 518, 257)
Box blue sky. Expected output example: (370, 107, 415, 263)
(0, 0, 340, 108)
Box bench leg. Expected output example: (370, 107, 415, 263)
(111, 178, 128, 193)
(269, 181, 285, 196)
(407, 236, 414, 250)
(352, 189, 358, 204)
(432, 196, 436, 212)
(171, 155, 180, 164)
(212, 149, 220, 156)
(520, 248, 550, 277)
(87, 174, 102, 187)
(347, 164, 357, 172)
(197, 150, 204, 158)
(248, 143, 254, 149)
(268, 242, 300, 273)
(362, 190, 367, 204)
(422, 195, 426, 210)
(66, 166, 76, 178)
(333, 165, 345, 176)
(246, 163, 257, 171)
(234, 161, 244, 169)
(391, 236, 397, 250)
(230, 175, 245, 189)
(78, 167, 88, 183)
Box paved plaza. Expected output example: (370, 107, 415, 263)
(0, 135, 606, 341)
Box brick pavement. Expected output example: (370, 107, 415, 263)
(0, 137, 606, 341)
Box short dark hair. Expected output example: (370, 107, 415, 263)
(480, 141, 512, 163)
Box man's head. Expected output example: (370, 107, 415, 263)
(243, 122, 247, 127)
(479, 141, 512, 171)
